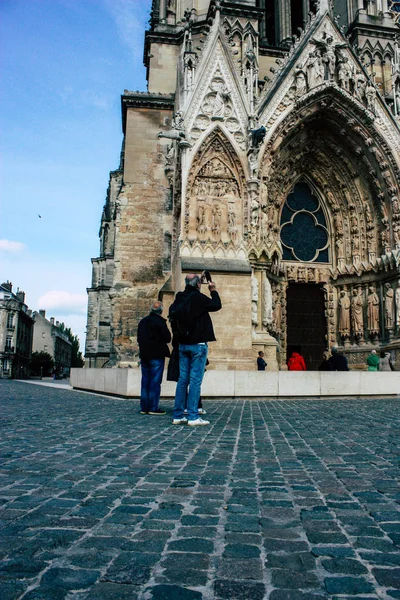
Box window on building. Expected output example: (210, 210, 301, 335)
(3, 359, 9, 372)
(291, 0, 304, 37)
(264, 0, 276, 46)
(44, 345, 48, 351)
(280, 181, 329, 263)
(42, 332, 46, 338)
(6, 313, 14, 328)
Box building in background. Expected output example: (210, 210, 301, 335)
(32, 310, 72, 378)
(0, 282, 34, 379)
(86, 0, 400, 370)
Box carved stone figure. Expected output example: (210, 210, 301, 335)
(394, 223, 400, 248)
(227, 205, 237, 242)
(365, 80, 377, 114)
(351, 288, 364, 335)
(365, 203, 373, 229)
(396, 281, 400, 327)
(210, 80, 230, 119)
(262, 273, 273, 328)
(250, 197, 260, 229)
(197, 204, 206, 234)
(337, 56, 351, 91)
(273, 293, 282, 333)
(323, 37, 337, 80)
(338, 290, 351, 335)
(211, 204, 222, 235)
(294, 67, 307, 96)
(306, 50, 323, 88)
(367, 285, 380, 332)
(251, 274, 259, 326)
(158, 111, 186, 140)
(354, 72, 366, 102)
(384, 283, 395, 329)
(248, 150, 258, 179)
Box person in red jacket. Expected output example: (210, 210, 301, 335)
(288, 351, 307, 371)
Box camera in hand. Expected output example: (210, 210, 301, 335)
(204, 270, 212, 283)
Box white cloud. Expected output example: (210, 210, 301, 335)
(37, 291, 87, 316)
(104, 0, 147, 61)
(0, 239, 26, 253)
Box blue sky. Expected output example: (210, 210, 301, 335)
(1, 0, 152, 350)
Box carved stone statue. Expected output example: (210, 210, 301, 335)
(338, 290, 351, 335)
(351, 288, 364, 335)
(273, 292, 282, 334)
(158, 111, 186, 141)
(211, 204, 222, 235)
(197, 204, 206, 234)
(294, 66, 307, 96)
(250, 197, 260, 229)
(251, 274, 259, 326)
(365, 80, 377, 114)
(384, 283, 395, 329)
(354, 72, 366, 102)
(210, 80, 230, 119)
(367, 285, 380, 332)
(323, 37, 337, 80)
(337, 56, 351, 91)
(396, 280, 400, 327)
(227, 205, 237, 242)
(306, 50, 323, 88)
(262, 273, 273, 328)
(248, 150, 258, 179)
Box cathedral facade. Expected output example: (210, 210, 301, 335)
(85, 0, 400, 371)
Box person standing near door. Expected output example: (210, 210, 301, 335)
(288, 351, 307, 371)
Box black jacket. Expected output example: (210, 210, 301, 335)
(171, 285, 222, 344)
(137, 313, 171, 361)
(328, 353, 349, 371)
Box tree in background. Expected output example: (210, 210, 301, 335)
(30, 351, 54, 376)
(57, 323, 85, 367)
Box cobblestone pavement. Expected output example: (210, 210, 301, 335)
(1, 381, 400, 600)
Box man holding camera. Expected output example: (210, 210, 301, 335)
(170, 272, 222, 427)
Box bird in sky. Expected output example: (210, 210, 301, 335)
(38, 214, 42, 218)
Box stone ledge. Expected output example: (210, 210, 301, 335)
(71, 369, 400, 398)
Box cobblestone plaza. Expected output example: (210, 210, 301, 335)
(0, 381, 400, 599)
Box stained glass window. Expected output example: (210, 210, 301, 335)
(280, 182, 329, 263)
(389, 1, 400, 23)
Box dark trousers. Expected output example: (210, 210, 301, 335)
(140, 358, 165, 412)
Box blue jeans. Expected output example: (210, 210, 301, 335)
(173, 344, 208, 421)
(140, 358, 165, 412)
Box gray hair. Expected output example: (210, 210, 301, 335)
(185, 274, 201, 287)
(150, 301, 163, 315)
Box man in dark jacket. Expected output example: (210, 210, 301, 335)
(137, 301, 171, 415)
(327, 346, 349, 371)
(170, 273, 222, 427)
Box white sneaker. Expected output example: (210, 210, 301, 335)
(198, 408, 207, 415)
(172, 418, 188, 425)
(187, 418, 210, 427)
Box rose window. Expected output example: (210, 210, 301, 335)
(280, 182, 329, 263)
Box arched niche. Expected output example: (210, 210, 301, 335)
(259, 90, 400, 268)
(184, 128, 246, 249)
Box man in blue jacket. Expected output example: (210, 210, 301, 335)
(170, 273, 222, 427)
(137, 301, 171, 415)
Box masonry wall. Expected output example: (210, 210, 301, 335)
(110, 106, 173, 364)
